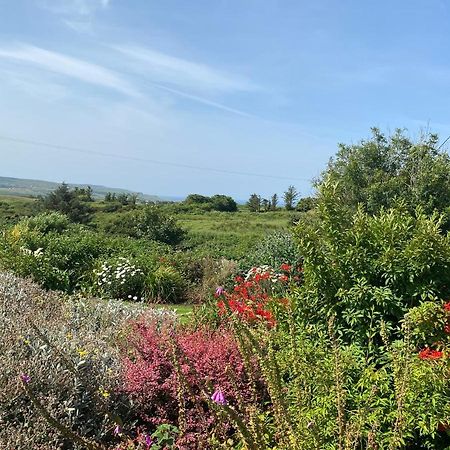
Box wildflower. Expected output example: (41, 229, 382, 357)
(144, 434, 153, 447)
(77, 348, 88, 358)
(444, 301, 450, 312)
(113, 425, 122, 436)
(280, 263, 292, 272)
(211, 389, 227, 405)
(419, 348, 443, 360)
(215, 286, 225, 297)
(99, 387, 110, 398)
(20, 373, 31, 384)
(133, 296, 138, 301)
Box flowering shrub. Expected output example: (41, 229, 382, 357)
(121, 322, 263, 448)
(95, 257, 146, 301)
(0, 271, 176, 449)
(216, 264, 293, 327)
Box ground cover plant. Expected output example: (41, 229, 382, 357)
(1, 129, 450, 449)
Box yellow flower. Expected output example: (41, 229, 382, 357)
(66, 332, 73, 340)
(99, 388, 110, 398)
(77, 348, 88, 358)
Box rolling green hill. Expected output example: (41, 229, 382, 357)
(0, 176, 160, 201)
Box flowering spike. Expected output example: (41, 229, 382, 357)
(211, 388, 227, 405)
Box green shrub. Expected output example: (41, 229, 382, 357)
(105, 206, 185, 245)
(21, 212, 70, 234)
(244, 231, 300, 270)
(145, 266, 186, 303)
(292, 180, 450, 348)
(93, 257, 146, 301)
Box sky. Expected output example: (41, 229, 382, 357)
(1, 0, 450, 199)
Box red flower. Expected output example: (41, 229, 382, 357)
(444, 323, 450, 334)
(280, 263, 292, 272)
(444, 301, 450, 312)
(279, 275, 289, 283)
(419, 348, 443, 360)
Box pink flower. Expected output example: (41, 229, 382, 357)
(20, 373, 31, 384)
(215, 286, 225, 297)
(211, 389, 227, 405)
(144, 434, 153, 447)
(113, 425, 122, 436)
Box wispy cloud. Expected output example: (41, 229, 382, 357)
(150, 83, 255, 118)
(0, 44, 138, 97)
(113, 45, 257, 94)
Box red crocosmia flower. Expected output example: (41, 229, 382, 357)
(279, 275, 289, 283)
(234, 276, 244, 283)
(280, 263, 292, 272)
(444, 302, 450, 312)
(419, 348, 443, 360)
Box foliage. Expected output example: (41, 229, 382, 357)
(292, 179, 450, 348)
(318, 128, 450, 222)
(244, 230, 301, 270)
(0, 272, 176, 449)
(94, 257, 146, 301)
(184, 194, 238, 212)
(283, 185, 299, 211)
(105, 206, 185, 245)
(247, 193, 261, 212)
(209, 316, 450, 449)
(145, 266, 187, 303)
(39, 183, 93, 224)
(121, 322, 263, 449)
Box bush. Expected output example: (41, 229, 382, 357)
(105, 206, 185, 245)
(292, 180, 450, 348)
(244, 231, 301, 270)
(94, 257, 146, 301)
(0, 271, 177, 449)
(145, 266, 187, 303)
(121, 322, 263, 449)
(21, 212, 70, 234)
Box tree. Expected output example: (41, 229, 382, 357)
(270, 194, 278, 211)
(317, 128, 450, 217)
(262, 198, 270, 212)
(210, 195, 238, 212)
(247, 194, 261, 212)
(40, 183, 92, 224)
(185, 194, 211, 204)
(283, 186, 299, 211)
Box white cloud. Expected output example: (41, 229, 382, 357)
(0, 44, 138, 97)
(114, 45, 257, 94)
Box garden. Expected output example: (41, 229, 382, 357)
(1, 129, 450, 449)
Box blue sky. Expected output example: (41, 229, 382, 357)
(1, 0, 450, 199)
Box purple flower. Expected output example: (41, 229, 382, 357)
(211, 389, 227, 405)
(20, 373, 31, 384)
(144, 434, 153, 447)
(113, 425, 122, 436)
(215, 286, 225, 297)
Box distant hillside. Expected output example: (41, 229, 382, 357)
(0, 176, 160, 201)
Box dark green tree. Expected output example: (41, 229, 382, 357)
(210, 195, 238, 212)
(270, 193, 278, 211)
(283, 185, 299, 211)
(247, 193, 261, 212)
(318, 128, 450, 218)
(40, 183, 92, 224)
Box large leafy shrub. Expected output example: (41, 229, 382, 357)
(105, 206, 185, 245)
(318, 128, 450, 221)
(292, 180, 450, 347)
(145, 266, 187, 303)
